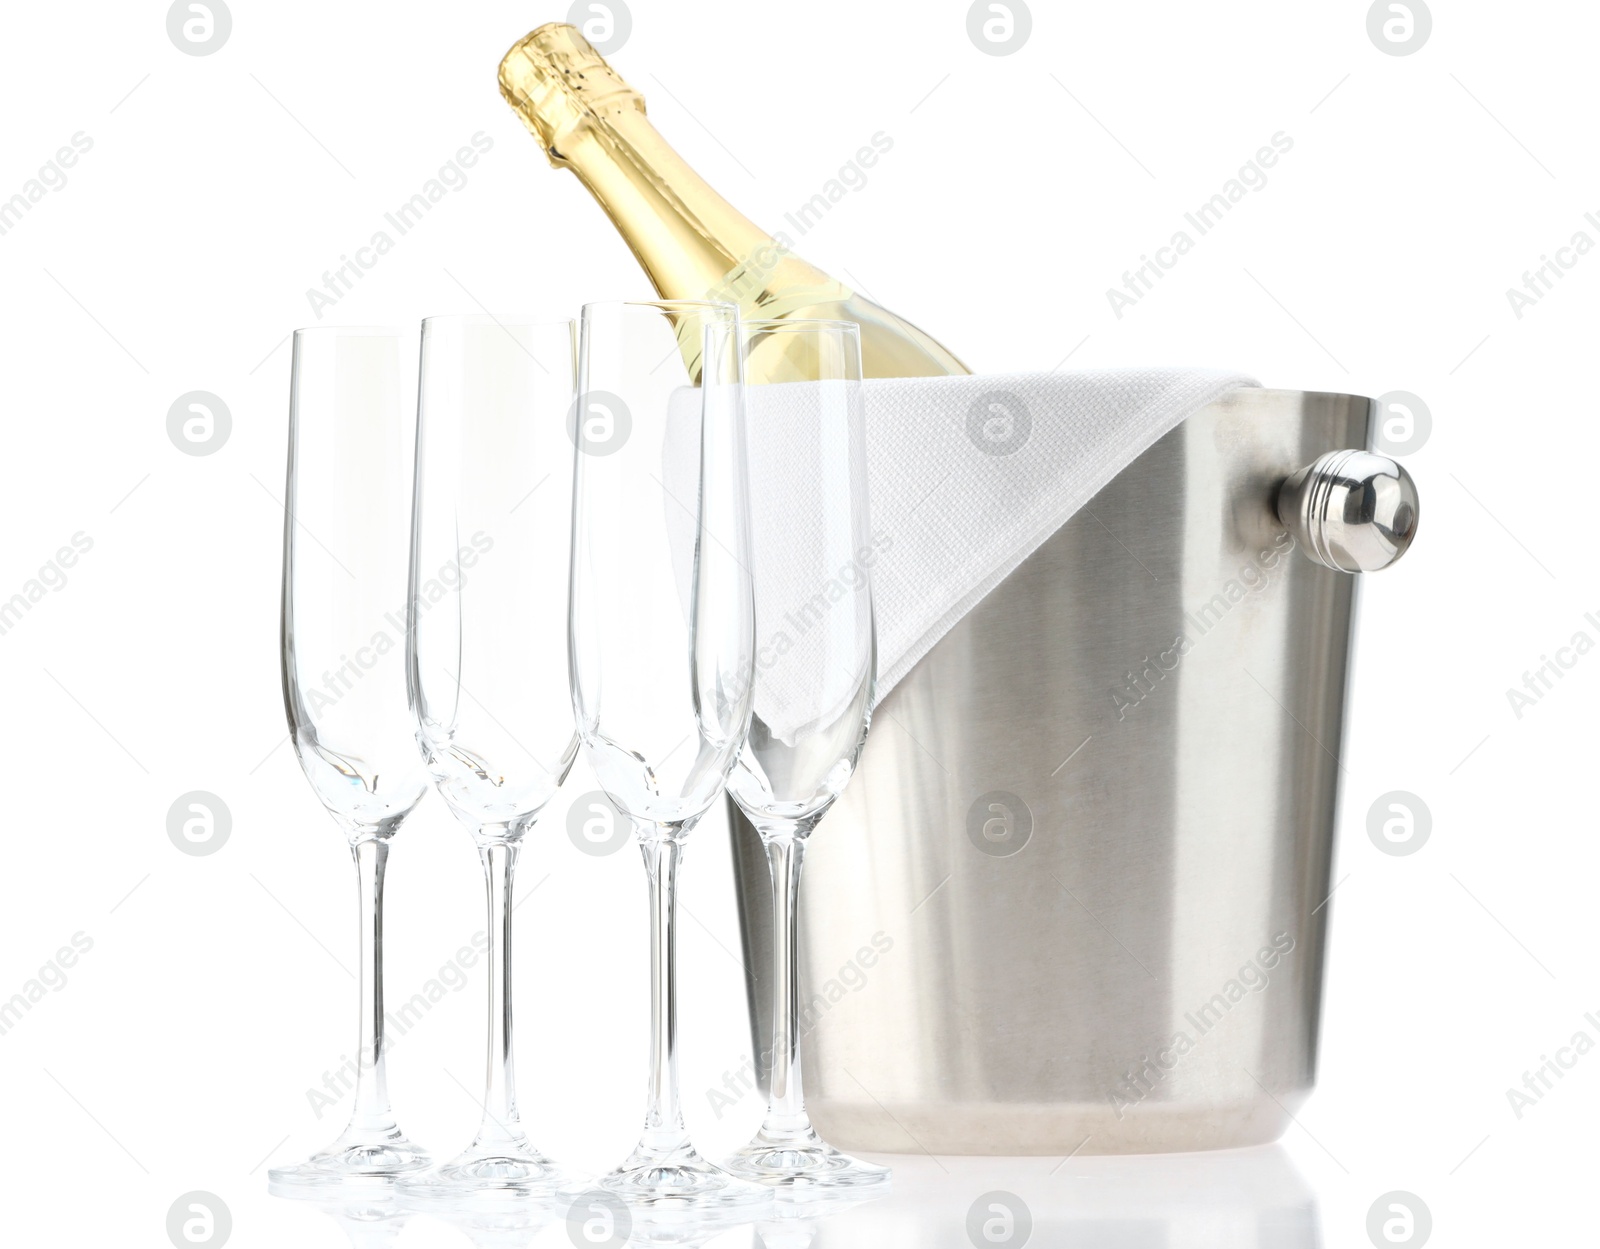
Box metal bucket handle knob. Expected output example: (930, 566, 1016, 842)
(1277, 449, 1419, 572)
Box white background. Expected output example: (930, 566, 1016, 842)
(0, 0, 1592, 1245)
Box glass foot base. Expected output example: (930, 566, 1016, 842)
(268, 1134, 432, 1190)
(398, 1138, 576, 1200)
(721, 1131, 890, 1191)
(589, 1141, 771, 1210)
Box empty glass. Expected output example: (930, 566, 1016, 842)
(720, 320, 888, 1191)
(272, 326, 432, 1188)
(399, 315, 582, 1199)
(568, 300, 766, 1209)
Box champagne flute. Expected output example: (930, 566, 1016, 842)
(568, 300, 766, 1209)
(720, 321, 888, 1191)
(272, 326, 433, 1188)
(399, 315, 581, 1199)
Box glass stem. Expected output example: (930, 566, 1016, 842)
(347, 837, 398, 1138)
(478, 839, 523, 1146)
(762, 828, 813, 1139)
(638, 833, 687, 1154)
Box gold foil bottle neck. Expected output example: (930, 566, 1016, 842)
(497, 23, 644, 165)
(496, 22, 969, 377)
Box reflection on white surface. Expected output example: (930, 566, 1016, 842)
(802, 1147, 1319, 1247)
(410, 1201, 551, 1249)
(268, 1145, 1319, 1247)
(267, 1185, 413, 1248)
(751, 1189, 880, 1249)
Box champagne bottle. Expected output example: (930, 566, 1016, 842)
(498, 23, 968, 379)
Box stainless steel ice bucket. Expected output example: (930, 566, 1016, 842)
(730, 388, 1418, 1155)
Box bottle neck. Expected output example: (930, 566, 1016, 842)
(499, 23, 969, 377)
(499, 24, 842, 311)
(557, 110, 845, 311)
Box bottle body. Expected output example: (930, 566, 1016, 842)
(499, 23, 968, 379)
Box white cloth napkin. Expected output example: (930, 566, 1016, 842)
(859, 368, 1257, 696)
(665, 367, 1257, 724)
